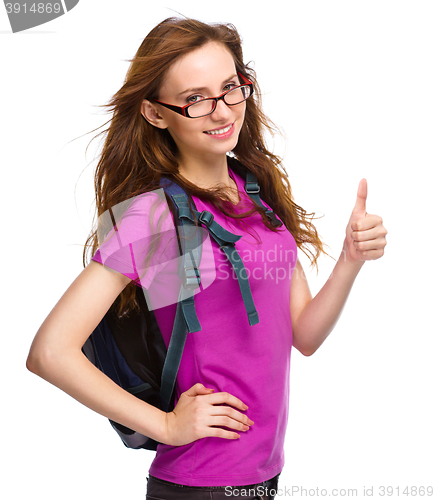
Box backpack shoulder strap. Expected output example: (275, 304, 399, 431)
(166, 183, 259, 328)
(160, 174, 263, 327)
(158, 177, 202, 410)
(228, 157, 283, 227)
(244, 171, 283, 227)
(157, 174, 261, 410)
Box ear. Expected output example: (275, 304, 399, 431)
(141, 99, 168, 129)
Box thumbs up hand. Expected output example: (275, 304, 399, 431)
(343, 179, 387, 263)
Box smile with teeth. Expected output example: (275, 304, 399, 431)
(204, 123, 233, 135)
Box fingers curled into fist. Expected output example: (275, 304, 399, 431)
(344, 179, 388, 263)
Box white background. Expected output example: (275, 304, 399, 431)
(1, 1, 434, 499)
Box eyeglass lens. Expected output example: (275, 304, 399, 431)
(188, 85, 252, 118)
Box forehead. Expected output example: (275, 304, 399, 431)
(160, 42, 237, 95)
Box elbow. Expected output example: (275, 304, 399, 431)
(298, 345, 318, 357)
(26, 343, 59, 378)
(292, 333, 319, 357)
(26, 353, 37, 374)
(27, 336, 83, 381)
(26, 347, 47, 376)
(292, 327, 326, 357)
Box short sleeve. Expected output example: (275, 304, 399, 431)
(91, 188, 179, 289)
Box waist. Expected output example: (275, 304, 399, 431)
(149, 472, 281, 491)
(147, 472, 280, 492)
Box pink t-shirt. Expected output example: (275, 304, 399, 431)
(92, 165, 297, 487)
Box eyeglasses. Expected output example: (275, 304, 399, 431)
(152, 72, 254, 119)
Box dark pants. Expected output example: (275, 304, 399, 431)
(146, 473, 280, 499)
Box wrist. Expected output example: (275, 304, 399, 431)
(133, 403, 171, 445)
(340, 245, 365, 274)
(163, 410, 175, 446)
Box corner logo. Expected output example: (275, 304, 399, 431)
(3, 0, 79, 33)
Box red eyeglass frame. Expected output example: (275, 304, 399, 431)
(152, 72, 254, 118)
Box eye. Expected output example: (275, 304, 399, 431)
(223, 82, 237, 92)
(186, 94, 204, 104)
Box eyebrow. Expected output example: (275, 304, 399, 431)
(177, 74, 238, 97)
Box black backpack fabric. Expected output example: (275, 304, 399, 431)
(82, 161, 282, 450)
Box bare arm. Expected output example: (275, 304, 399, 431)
(27, 261, 253, 445)
(290, 179, 387, 356)
(26, 261, 171, 442)
(290, 255, 364, 356)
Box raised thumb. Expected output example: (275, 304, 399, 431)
(353, 178, 368, 214)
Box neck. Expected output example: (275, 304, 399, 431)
(177, 154, 233, 190)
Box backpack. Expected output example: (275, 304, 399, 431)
(82, 161, 282, 450)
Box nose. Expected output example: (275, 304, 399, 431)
(211, 98, 232, 121)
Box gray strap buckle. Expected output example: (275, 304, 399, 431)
(182, 266, 201, 290)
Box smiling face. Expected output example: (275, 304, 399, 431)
(141, 42, 246, 167)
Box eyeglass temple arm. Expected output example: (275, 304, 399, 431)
(237, 72, 252, 85)
(153, 100, 185, 116)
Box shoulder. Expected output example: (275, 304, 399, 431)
(119, 188, 172, 220)
(100, 188, 175, 238)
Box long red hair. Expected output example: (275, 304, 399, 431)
(82, 17, 328, 315)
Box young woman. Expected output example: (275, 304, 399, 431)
(26, 17, 387, 500)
